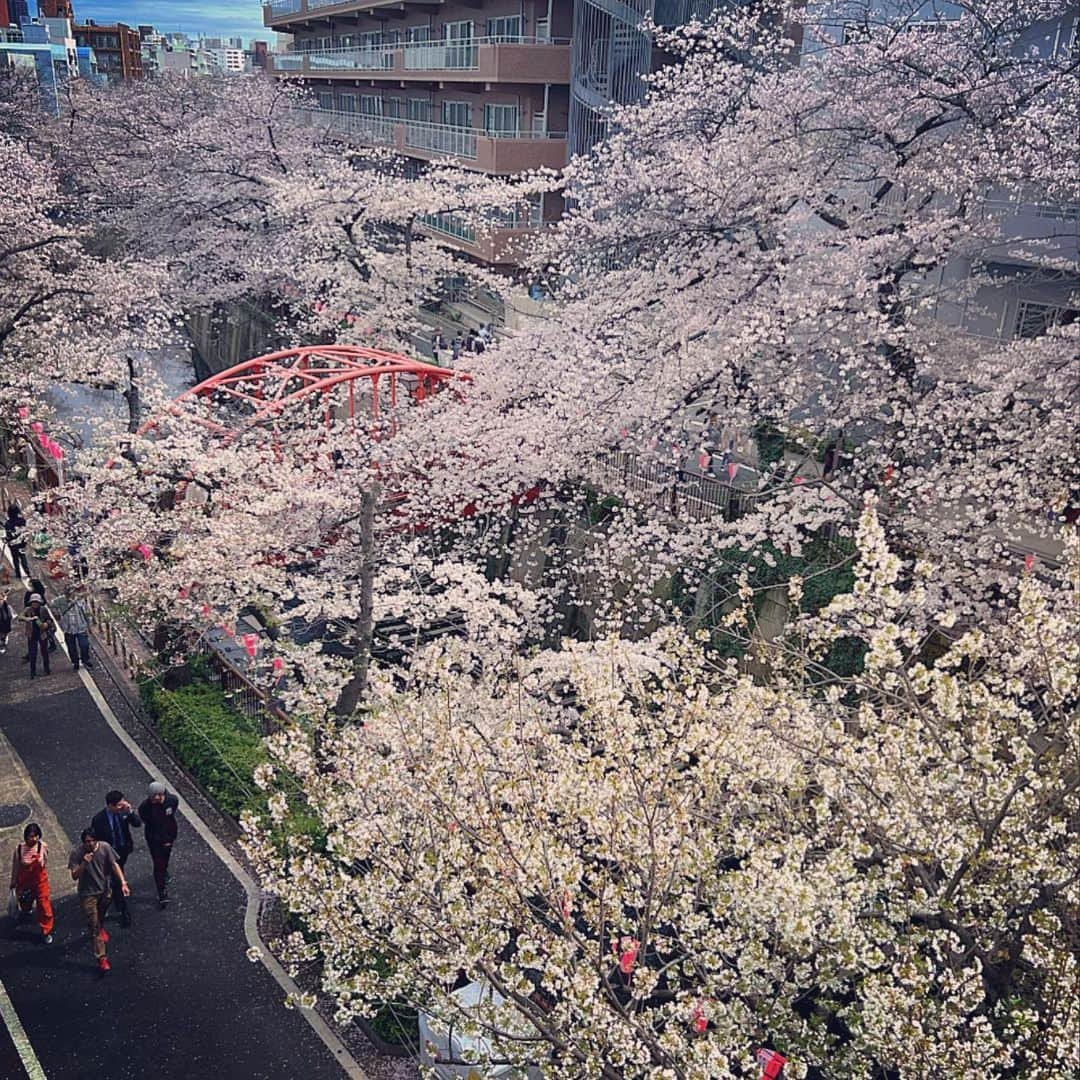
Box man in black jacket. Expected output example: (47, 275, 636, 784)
(90, 790, 142, 926)
(138, 781, 179, 908)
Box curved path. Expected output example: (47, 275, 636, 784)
(0, 621, 358, 1080)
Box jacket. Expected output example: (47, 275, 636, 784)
(0, 601, 12, 634)
(90, 806, 143, 857)
(137, 794, 179, 848)
(23, 605, 56, 642)
(54, 596, 90, 635)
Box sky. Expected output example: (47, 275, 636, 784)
(74, 1, 270, 45)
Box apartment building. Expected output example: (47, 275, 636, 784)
(73, 20, 143, 79)
(261, 0, 732, 268)
(262, 0, 575, 265)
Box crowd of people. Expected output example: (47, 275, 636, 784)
(429, 322, 493, 367)
(2, 504, 93, 677)
(5, 498, 181, 975)
(9, 784, 180, 975)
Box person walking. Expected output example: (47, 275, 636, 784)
(9, 823, 54, 944)
(4, 503, 29, 579)
(68, 829, 129, 974)
(451, 333, 463, 366)
(0, 590, 12, 654)
(90, 790, 141, 927)
(138, 781, 179, 908)
(54, 587, 93, 671)
(23, 593, 55, 677)
(431, 329, 445, 365)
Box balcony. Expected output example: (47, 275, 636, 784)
(265, 0, 445, 28)
(417, 212, 540, 265)
(270, 37, 571, 84)
(296, 107, 568, 172)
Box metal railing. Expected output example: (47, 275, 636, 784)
(593, 450, 760, 522)
(272, 51, 305, 69)
(296, 106, 566, 161)
(267, 0, 301, 15)
(405, 119, 479, 158)
(285, 35, 569, 73)
(307, 44, 393, 70)
(296, 106, 397, 146)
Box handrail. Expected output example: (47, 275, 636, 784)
(279, 36, 570, 73)
(293, 107, 565, 162)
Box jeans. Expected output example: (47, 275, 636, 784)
(149, 842, 174, 895)
(28, 635, 49, 676)
(65, 631, 91, 668)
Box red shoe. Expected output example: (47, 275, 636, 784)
(98, 957, 111, 974)
(98, 928, 109, 944)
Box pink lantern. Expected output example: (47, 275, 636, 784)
(272, 657, 284, 674)
(38, 431, 49, 447)
(1024, 553, 1036, 572)
(30, 421, 43, 433)
(612, 937, 639, 977)
(620, 427, 629, 439)
(17, 406, 28, 419)
(727, 461, 738, 480)
(698, 451, 710, 470)
(136, 543, 153, 561)
(793, 475, 805, 485)
(241, 634, 258, 659)
(48, 440, 64, 461)
(647, 436, 659, 450)
(756, 1048, 787, 1078)
(200, 602, 211, 617)
(690, 1005, 708, 1035)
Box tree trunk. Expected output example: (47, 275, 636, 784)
(333, 484, 378, 720)
(121, 354, 141, 434)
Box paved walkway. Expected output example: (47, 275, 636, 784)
(0, 626, 352, 1079)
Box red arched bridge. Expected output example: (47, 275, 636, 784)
(145, 344, 463, 439)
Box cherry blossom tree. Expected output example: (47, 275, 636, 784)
(0, 130, 171, 435)
(48, 75, 548, 343)
(242, 506, 1079, 1078)
(478, 0, 1080, 605)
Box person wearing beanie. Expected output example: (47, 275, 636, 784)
(138, 781, 179, 908)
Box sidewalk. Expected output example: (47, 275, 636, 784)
(0, 621, 354, 1079)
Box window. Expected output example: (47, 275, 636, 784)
(339, 93, 358, 114)
(406, 25, 431, 44)
(484, 103, 519, 138)
(441, 100, 471, 129)
(317, 90, 334, 110)
(442, 20, 475, 68)
(406, 98, 431, 122)
(1014, 301, 1079, 339)
(485, 15, 522, 41)
(385, 96, 403, 119)
(360, 94, 382, 117)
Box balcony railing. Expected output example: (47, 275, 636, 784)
(267, 0, 301, 15)
(281, 36, 571, 76)
(297, 106, 567, 168)
(273, 51, 306, 69)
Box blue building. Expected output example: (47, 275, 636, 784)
(0, 15, 86, 114)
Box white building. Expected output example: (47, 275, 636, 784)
(208, 47, 249, 75)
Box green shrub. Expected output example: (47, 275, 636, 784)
(139, 674, 327, 851)
(141, 678, 266, 819)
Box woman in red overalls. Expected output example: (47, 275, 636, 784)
(9, 822, 54, 944)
